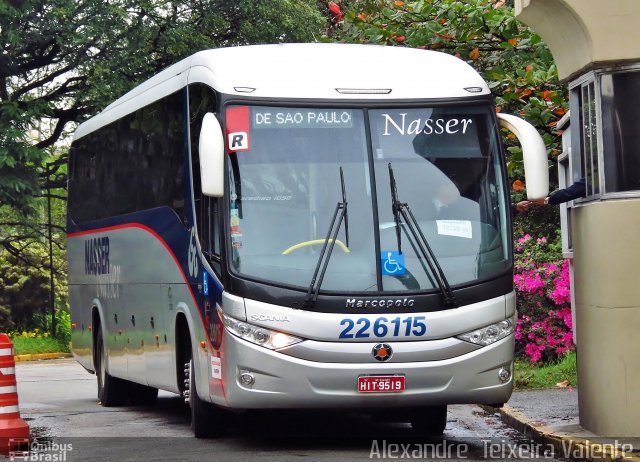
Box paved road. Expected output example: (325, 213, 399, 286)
(14, 359, 564, 461)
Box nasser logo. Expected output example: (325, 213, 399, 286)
(372, 343, 393, 362)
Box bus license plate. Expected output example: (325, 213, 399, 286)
(357, 375, 405, 393)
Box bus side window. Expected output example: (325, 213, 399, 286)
(200, 196, 221, 269)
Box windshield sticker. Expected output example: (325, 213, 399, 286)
(381, 113, 473, 136)
(436, 220, 473, 239)
(226, 106, 251, 152)
(231, 237, 242, 250)
(381, 251, 406, 276)
(252, 108, 353, 129)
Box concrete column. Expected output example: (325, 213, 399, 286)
(572, 201, 640, 436)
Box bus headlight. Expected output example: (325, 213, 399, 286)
(456, 315, 516, 346)
(218, 307, 303, 350)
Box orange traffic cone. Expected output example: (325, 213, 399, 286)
(0, 333, 30, 455)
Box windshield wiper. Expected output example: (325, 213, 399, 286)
(302, 167, 349, 309)
(388, 163, 457, 307)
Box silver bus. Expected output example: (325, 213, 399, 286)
(67, 44, 548, 437)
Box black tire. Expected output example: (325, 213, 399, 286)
(410, 405, 447, 435)
(96, 329, 129, 406)
(189, 358, 223, 438)
(130, 382, 159, 406)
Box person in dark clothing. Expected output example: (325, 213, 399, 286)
(531, 177, 586, 206)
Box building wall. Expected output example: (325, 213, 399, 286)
(572, 200, 640, 436)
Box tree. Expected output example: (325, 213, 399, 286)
(0, 250, 50, 331)
(0, 163, 68, 333)
(0, 0, 326, 214)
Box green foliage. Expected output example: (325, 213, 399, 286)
(0, 171, 68, 333)
(0, 252, 49, 331)
(0, 238, 69, 333)
(33, 309, 72, 346)
(514, 350, 576, 390)
(513, 203, 560, 243)
(9, 331, 71, 355)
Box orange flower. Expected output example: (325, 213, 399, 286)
(394, 0, 404, 6)
(512, 180, 525, 191)
(328, 1, 342, 17)
(469, 48, 480, 60)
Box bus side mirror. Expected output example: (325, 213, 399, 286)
(199, 113, 225, 197)
(497, 113, 549, 200)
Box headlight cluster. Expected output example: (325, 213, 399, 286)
(218, 307, 303, 350)
(456, 315, 516, 346)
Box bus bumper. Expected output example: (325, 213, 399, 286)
(209, 333, 514, 410)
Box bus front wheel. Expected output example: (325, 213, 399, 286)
(187, 358, 223, 438)
(96, 329, 129, 406)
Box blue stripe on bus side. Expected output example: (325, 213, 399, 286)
(68, 209, 223, 339)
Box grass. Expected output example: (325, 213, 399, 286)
(10, 335, 70, 355)
(514, 351, 577, 390)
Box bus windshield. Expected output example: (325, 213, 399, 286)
(226, 105, 509, 294)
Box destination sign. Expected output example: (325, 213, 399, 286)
(252, 108, 353, 129)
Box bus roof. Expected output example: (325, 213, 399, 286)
(74, 43, 490, 140)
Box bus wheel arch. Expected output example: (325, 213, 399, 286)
(174, 309, 223, 438)
(92, 306, 129, 407)
(175, 312, 191, 397)
(91, 306, 101, 372)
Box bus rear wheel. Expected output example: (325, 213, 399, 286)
(410, 405, 447, 435)
(96, 329, 129, 406)
(186, 358, 223, 438)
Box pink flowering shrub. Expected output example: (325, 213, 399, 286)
(514, 234, 575, 363)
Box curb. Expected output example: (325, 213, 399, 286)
(14, 352, 72, 362)
(482, 404, 640, 462)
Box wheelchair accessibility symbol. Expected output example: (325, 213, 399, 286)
(381, 251, 406, 275)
